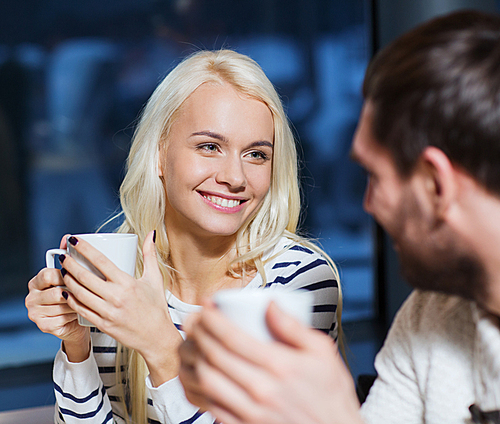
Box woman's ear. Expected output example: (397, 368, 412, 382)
(420, 146, 458, 219)
(158, 148, 164, 178)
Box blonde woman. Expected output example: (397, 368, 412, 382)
(26, 49, 341, 424)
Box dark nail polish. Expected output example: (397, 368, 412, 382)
(153, 230, 157, 243)
(61, 268, 67, 277)
(62, 291, 68, 300)
(68, 236, 78, 246)
(59, 254, 66, 263)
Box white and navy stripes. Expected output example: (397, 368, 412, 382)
(53, 237, 339, 423)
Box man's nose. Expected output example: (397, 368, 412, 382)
(362, 179, 373, 214)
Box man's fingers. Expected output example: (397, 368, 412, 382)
(207, 405, 242, 424)
(265, 301, 321, 349)
(196, 305, 272, 366)
(189, 310, 292, 410)
(178, 338, 198, 367)
(190, 354, 262, 422)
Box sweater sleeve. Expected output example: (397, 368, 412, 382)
(53, 342, 118, 424)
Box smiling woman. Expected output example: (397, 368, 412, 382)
(158, 82, 274, 239)
(25, 50, 341, 424)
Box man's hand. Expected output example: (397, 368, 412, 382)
(179, 300, 364, 424)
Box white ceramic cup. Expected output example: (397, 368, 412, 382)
(213, 288, 313, 342)
(45, 233, 138, 326)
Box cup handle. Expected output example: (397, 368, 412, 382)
(46, 248, 67, 269)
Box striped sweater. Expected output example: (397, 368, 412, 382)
(53, 237, 339, 423)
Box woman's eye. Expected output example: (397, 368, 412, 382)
(247, 151, 269, 161)
(197, 143, 219, 152)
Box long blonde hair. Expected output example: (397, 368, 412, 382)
(113, 49, 342, 423)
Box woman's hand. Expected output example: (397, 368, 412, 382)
(179, 301, 364, 424)
(60, 231, 183, 386)
(26, 235, 90, 363)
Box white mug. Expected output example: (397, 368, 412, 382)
(45, 233, 138, 326)
(213, 288, 313, 342)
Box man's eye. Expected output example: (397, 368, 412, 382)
(361, 168, 373, 180)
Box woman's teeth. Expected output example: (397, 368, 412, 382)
(203, 195, 241, 208)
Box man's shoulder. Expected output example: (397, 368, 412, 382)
(404, 290, 472, 316)
(364, 290, 478, 424)
(393, 290, 476, 341)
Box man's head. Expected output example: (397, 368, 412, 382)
(352, 10, 500, 306)
(364, 10, 500, 191)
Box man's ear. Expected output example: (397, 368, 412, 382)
(420, 146, 457, 219)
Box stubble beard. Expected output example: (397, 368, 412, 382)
(391, 195, 488, 304)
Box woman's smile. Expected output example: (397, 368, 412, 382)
(199, 191, 247, 213)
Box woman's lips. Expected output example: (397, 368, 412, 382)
(199, 192, 247, 212)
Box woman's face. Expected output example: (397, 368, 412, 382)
(159, 82, 274, 239)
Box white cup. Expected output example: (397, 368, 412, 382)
(213, 288, 313, 342)
(45, 233, 138, 326)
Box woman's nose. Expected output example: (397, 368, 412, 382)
(216, 156, 247, 190)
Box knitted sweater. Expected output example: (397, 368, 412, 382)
(361, 290, 500, 424)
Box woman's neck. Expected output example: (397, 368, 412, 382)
(165, 229, 249, 305)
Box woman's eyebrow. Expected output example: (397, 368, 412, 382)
(191, 131, 273, 150)
(191, 131, 228, 143)
(248, 140, 274, 150)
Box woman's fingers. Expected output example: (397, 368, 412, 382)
(35, 310, 79, 335)
(26, 278, 82, 338)
(28, 268, 65, 291)
(64, 290, 105, 329)
(26, 271, 70, 324)
(59, 233, 71, 250)
(59, 247, 114, 303)
(61, 267, 108, 320)
(62, 236, 122, 290)
(26, 293, 78, 327)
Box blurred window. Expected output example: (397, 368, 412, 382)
(0, 0, 372, 410)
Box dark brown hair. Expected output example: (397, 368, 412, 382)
(364, 10, 500, 194)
